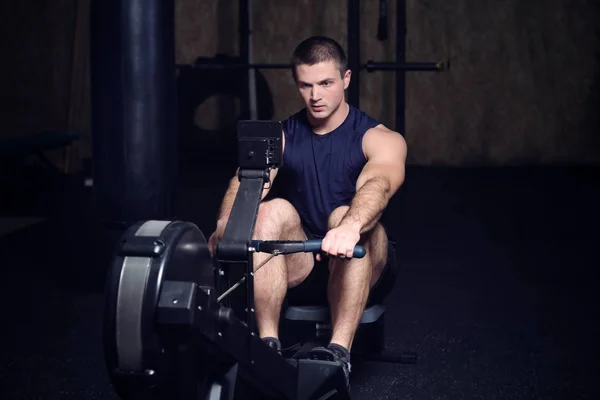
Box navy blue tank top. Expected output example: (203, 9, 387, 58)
(274, 105, 381, 236)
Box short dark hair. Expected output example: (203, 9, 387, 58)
(290, 36, 348, 80)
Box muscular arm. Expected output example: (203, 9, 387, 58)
(339, 126, 407, 233)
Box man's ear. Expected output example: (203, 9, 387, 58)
(343, 69, 352, 90)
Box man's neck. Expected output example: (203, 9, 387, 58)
(308, 102, 350, 135)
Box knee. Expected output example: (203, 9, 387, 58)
(255, 198, 299, 237)
(256, 199, 286, 235)
(327, 205, 350, 229)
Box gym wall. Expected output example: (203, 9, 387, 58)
(1, 0, 79, 146)
(2, 0, 598, 167)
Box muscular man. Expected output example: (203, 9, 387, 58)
(209, 36, 407, 388)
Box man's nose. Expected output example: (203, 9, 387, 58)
(311, 87, 320, 100)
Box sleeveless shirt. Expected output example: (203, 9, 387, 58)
(274, 105, 381, 236)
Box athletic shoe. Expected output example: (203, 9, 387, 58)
(307, 346, 351, 392)
(261, 337, 282, 356)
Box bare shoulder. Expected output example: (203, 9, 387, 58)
(362, 124, 407, 161)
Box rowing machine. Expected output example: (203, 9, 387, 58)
(103, 121, 366, 399)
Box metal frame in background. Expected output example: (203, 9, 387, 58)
(182, 0, 448, 136)
(347, 0, 447, 136)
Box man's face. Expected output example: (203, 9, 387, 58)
(294, 61, 351, 120)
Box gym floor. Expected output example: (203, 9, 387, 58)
(0, 162, 598, 400)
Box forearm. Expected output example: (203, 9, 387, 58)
(339, 177, 391, 233)
(216, 177, 240, 223)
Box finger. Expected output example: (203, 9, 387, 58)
(345, 247, 354, 259)
(321, 237, 329, 254)
(334, 243, 346, 258)
(323, 236, 336, 256)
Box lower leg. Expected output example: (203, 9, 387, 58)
(252, 199, 312, 342)
(327, 256, 372, 351)
(253, 227, 287, 340)
(325, 206, 387, 352)
(253, 252, 287, 340)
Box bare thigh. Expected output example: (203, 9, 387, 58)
(256, 198, 315, 288)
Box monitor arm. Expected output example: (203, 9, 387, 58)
(215, 120, 283, 333)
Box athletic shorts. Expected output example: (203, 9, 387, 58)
(285, 226, 399, 307)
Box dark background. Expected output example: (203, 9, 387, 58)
(0, 1, 599, 399)
(1, 0, 599, 168)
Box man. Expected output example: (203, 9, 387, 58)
(208, 36, 407, 389)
